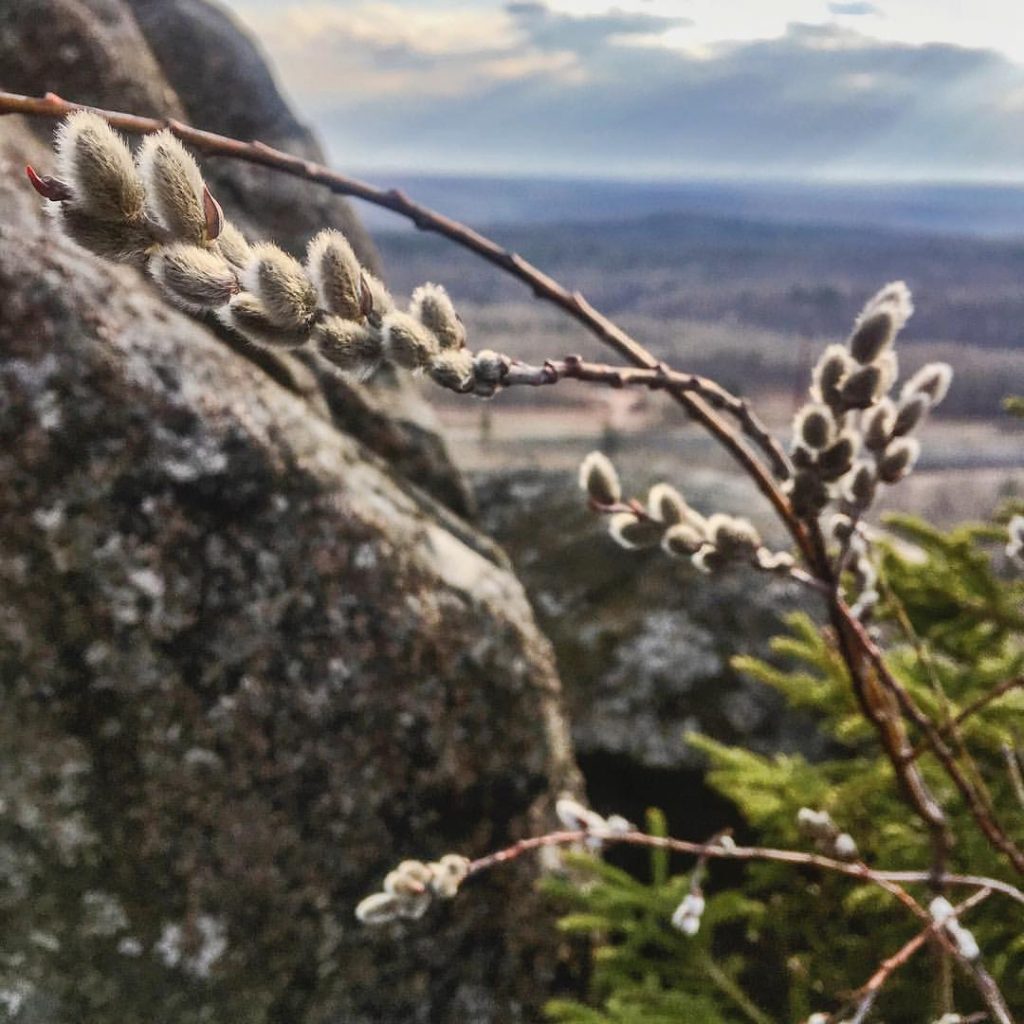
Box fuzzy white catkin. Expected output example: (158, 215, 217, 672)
(555, 797, 607, 833)
(848, 281, 913, 364)
(137, 131, 208, 244)
(429, 349, 476, 392)
(817, 431, 858, 481)
(670, 893, 705, 936)
(306, 229, 364, 319)
(811, 344, 851, 407)
(216, 222, 252, 270)
(902, 362, 953, 406)
(647, 482, 691, 525)
(313, 316, 382, 376)
(662, 523, 705, 559)
(878, 437, 920, 484)
(411, 283, 465, 350)
(149, 244, 238, 311)
(892, 392, 931, 436)
(862, 398, 897, 450)
(578, 451, 621, 506)
(56, 111, 146, 224)
(707, 514, 761, 557)
(608, 512, 663, 550)
(381, 311, 441, 370)
(218, 292, 311, 349)
(56, 206, 156, 265)
(839, 363, 884, 409)
(355, 892, 402, 925)
(243, 243, 319, 330)
(793, 403, 835, 450)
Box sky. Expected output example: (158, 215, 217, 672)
(220, 0, 1024, 181)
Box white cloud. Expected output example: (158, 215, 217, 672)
(221, 1, 1024, 180)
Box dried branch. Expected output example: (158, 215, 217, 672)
(842, 604, 1024, 876)
(844, 889, 996, 1024)
(465, 828, 1024, 908)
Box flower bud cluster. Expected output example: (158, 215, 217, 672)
(555, 796, 635, 851)
(928, 897, 981, 961)
(1007, 515, 1024, 568)
(796, 807, 858, 861)
(787, 283, 951, 524)
(670, 891, 705, 937)
(355, 854, 471, 925)
(32, 113, 497, 390)
(578, 451, 794, 577)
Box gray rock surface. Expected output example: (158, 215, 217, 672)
(0, 5, 580, 1021)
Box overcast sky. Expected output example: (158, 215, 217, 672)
(221, 0, 1024, 181)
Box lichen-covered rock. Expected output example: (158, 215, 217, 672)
(0, 114, 577, 1024)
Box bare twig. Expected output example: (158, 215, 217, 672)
(841, 605, 1024, 876)
(468, 827, 1020, 1017)
(909, 675, 1024, 758)
(466, 828, 1024, 908)
(844, 889, 1007, 1024)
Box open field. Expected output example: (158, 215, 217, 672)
(377, 200, 1024, 523)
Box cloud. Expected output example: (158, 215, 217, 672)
(828, 2, 882, 15)
(236, 5, 1024, 180)
(506, 1, 692, 54)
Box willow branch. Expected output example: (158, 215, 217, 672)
(806, 518, 954, 881)
(841, 604, 1024, 876)
(0, 89, 809, 563)
(906, 675, 1024, 762)
(466, 828, 1024, 907)
(845, 889, 1007, 1024)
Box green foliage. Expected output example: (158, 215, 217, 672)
(545, 517, 1024, 1023)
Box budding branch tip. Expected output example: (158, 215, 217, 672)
(25, 165, 70, 201)
(202, 184, 224, 240)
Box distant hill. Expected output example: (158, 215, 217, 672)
(376, 203, 1024, 350)
(360, 173, 1024, 240)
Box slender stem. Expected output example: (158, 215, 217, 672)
(906, 676, 1024, 762)
(807, 518, 954, 882)
(698, 952, 774, 1024)
(469, 828, 1020, 1020)
(841, 605, 1024, 876)
(845, 889, 1003, 1024)
(465, 829, 1024, 907)
(1004, 742, 1024, 811)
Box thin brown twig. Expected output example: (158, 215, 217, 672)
(470, 828, 1020, 1021)
(841, 604, 1024, 876)
(844, 888, 1004, 1024)
(465, 828, 1024, 907)
(807, 519, 954, 882)
(906, 675, 1024, 762)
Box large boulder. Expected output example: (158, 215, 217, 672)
(0, 4, 580, 1021)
